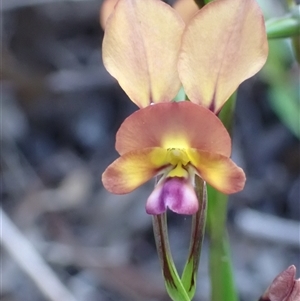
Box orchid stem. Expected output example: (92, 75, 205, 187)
(207, 187, 239, 301)
(206, 94, 239, 301)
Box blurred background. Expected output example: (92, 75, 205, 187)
(1, 0, 299, 300)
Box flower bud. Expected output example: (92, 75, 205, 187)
(259, 265, 300, 301)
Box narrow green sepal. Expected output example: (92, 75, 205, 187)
(181, 177, 207, 299)
(152, 214, 191, 301)
(266, 12, 300, 39)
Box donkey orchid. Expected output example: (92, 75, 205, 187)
(101, 0, 268, 215)
(102, 0, 268, 113)
(102, 101, 245, 214)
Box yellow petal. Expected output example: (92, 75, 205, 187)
(102, 147, 168, 194)
(102, 0, 185, 108)
(178, 0, 268, 113)
(116, 102, 231, 157)
(187, 148, 246, 194)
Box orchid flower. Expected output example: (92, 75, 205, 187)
(102, 101, 245, 214)
(101, 0, 268, 215)
(102, 0, 268, 113)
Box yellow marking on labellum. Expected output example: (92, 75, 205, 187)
(165, 149, 190, 178)
(167, 162, 188, 178)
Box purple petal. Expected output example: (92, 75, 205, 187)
(146, 177, 199, 215)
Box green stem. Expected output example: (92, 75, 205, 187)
(206, 94, 239, 301)
(210, 230, 238, 301)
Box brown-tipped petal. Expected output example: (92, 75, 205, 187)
(178, 0, 268, 113)
(187, 148, 246, 194)
(116, 102, 231, 157)
(102, 0, 185, 108)
(102, 147, 168, 194)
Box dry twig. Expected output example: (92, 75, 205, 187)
(0, 207, 78, 301)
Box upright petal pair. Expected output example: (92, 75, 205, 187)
(102, 0, 268, 113)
